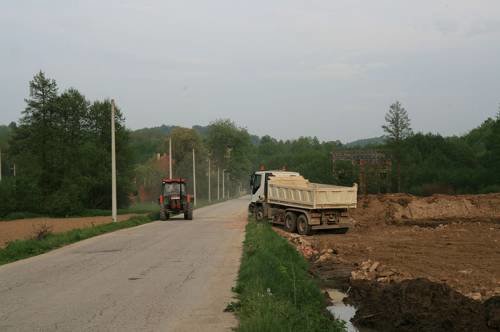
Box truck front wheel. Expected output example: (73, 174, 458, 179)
(297, 214, 311, 235)
(254, 206, 265, 222)
(284, 212, 297, 233)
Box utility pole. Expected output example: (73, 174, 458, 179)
(111, 99, 117, 223)
(208, 159, 211, 202)
(169, 137, 172, 179)
(222, 169, 226, 199)
(192, 148, 196, 207)
(217, 167, 220, 200)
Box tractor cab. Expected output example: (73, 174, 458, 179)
(159, 178, 193, 220)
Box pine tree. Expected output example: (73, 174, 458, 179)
(14, 72, 59, 198)
(382, 101, 413, 192)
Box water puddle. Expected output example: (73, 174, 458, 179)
(326, 289, 375, 332)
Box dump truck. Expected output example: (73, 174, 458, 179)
(159, 178, 193, 220)
(248, 170, 357, 235)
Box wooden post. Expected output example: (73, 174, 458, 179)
(192, 148, 196, 207)
(111, 99, 117, 223)
(169, 138, 172, 179)
(208, 159, 211, 202)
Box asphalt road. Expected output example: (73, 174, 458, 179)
(0, 197, 248, 332)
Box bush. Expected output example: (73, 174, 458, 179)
(419, 183, 455, 196)
(478, 185, 500, 194)
(0, 178, 16, 217)
(13, 176, 43, 214)
(44, 184, 85, 217)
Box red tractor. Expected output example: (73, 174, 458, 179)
(159, 178, 193, 220)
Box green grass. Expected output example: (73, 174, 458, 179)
(0, 213, 156, 266)
(234, 220, 346, 332)
(0, 203, 158, 221)
(0, 211, 45, 221)
(0, 199, 231, 221)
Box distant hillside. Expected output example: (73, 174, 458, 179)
(344, 136, 386, 148)
(130, 124, 261, 164)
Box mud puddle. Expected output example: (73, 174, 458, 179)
(326, 288, 375, 332)
(316, 262, 500, 331)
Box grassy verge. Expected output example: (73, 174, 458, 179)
(0, 213, 157, 266)
(233, 219, 345, 332)
(0, 212, 45, 221)
(0, 203, 158, 221)
(0, 198, 235, 221)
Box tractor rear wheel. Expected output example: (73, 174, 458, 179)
(297, 214, 311, 235)
(284, 212, 297, 233)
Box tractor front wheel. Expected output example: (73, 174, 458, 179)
(184, 207, 193, 220)
(160, 208, 167, 221)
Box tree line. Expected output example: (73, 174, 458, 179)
(1, 71, 499, 217)
(249, 101, 500, 195)
(380, 101, 500, 195)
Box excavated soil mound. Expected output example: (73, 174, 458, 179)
(348, 278, 500, 332)
(353, 193, 500, 226)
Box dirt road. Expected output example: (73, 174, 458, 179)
(0, 197, 248, 331)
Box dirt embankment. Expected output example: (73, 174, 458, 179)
(348, 278, 500, 332)
(275, 193, 500, 331)
(0, 214, 139, 248)
(353, 193, 500, 226)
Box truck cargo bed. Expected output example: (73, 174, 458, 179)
(267, 177, 357, 209)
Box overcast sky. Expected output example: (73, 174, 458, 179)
(1, 1, 499, 142)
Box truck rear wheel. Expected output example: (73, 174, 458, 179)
(297, 214, 311, 235)
(284, 212, 297, 232)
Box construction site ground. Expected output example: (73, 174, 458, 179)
(0, 214, 139, 248)
(276, 193, 500, 331)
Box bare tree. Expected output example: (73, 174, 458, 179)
(382, 101, 413, 192)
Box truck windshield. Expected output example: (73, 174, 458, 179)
(252, 174, 262, 194)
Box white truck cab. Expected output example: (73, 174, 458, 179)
(249, 170, 300, 204)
